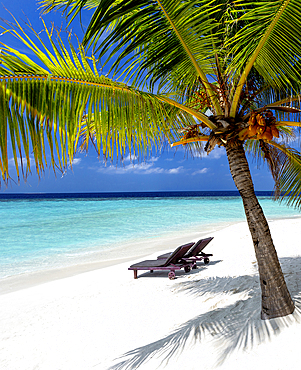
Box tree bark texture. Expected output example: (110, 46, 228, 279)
(226, 142, 294, 319)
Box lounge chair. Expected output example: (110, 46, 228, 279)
(157, 237, 213, 265)
(128, 242, 195, 280)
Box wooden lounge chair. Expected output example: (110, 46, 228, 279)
(128, 242, 195, 280)
(157, 237, 214, 265)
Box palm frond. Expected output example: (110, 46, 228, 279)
(229, 0, 301, 116)
(0, 18, 210, 182)
(39, 0, 101, 21)
(268, 141, 301, 208)
(65, 0, 226, 114)
(245, 139, 301, 208)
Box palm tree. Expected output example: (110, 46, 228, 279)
(1, 0, 301, 319)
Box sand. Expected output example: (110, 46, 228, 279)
(1, 217, 301, 370)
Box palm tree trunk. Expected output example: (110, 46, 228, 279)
(226, 141, 294, 319)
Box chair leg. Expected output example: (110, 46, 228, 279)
(134, 270, 138, 279)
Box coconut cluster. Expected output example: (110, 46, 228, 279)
(238, 110, 280, 142)
(247, 110, 279, 141)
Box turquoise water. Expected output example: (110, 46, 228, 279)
(0, 193, 300, 279)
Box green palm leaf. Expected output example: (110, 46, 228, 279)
(0, 18, 215, 182)
(268, 142, 301, 208)
(244, 137, 301, 208)
(228, 0, 301, 116)
(39, 0, 101, 20)
(49, 0, 225, 113)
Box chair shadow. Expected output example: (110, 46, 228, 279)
(107, 256, 301, 370)
(135, 260, 223, 280)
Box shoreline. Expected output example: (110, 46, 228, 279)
(1, 217, 301, 369)
(1, 193, 300, 284)
(1, 215, 300, 295)
(0, 219, 241, 295)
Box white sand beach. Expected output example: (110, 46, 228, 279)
(1, 217, 301, 370)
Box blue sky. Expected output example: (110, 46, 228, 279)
(0, 0, 277, 193)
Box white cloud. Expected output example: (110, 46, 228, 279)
(8, 157, 34, 167)
(167, 166, 184, 174)
(96, 159, 184, 175)
(192, 168, 208, 175)
(123, 154, 138, 162)
(207, 147, 226, 159)
(71, 158, 82, 166)
(122, 154, 161, 164)
(192, 146, 226, 160)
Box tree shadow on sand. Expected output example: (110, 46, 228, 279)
(106, 257, 301, 370)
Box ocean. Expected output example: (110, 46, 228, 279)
(0, 191, 300, 279)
